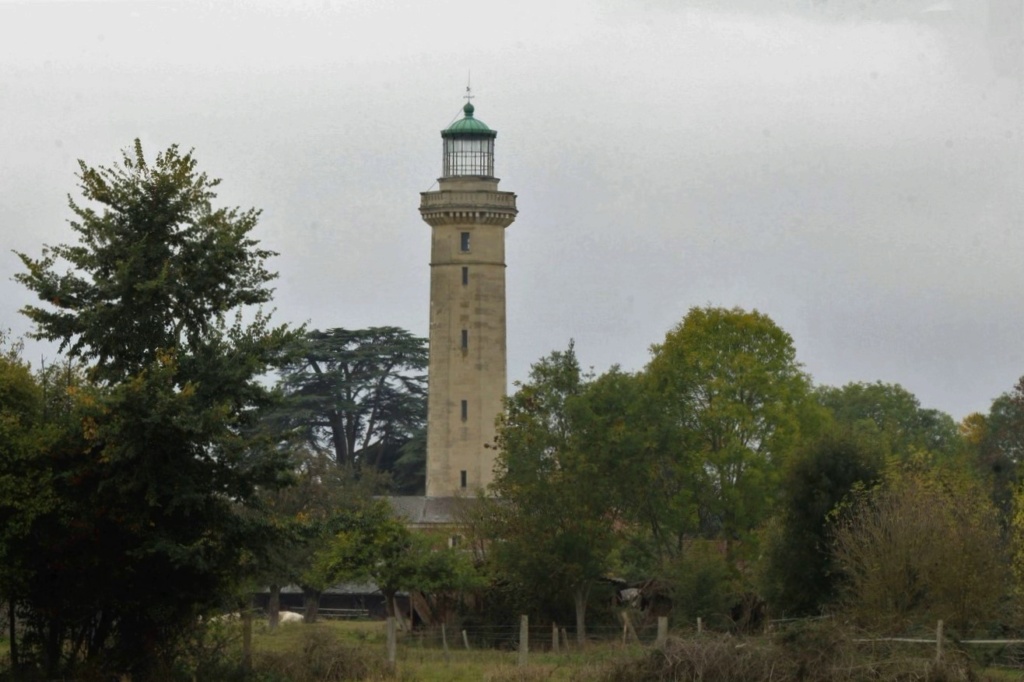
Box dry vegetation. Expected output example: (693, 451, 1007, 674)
(589, 632, 977, 682)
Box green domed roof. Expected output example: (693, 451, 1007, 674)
(442, 102, 497, 138)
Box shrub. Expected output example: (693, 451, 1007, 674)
(586, 621, 976, 682)
(663, 539, 738, 630)
(251, 628, 392, 682)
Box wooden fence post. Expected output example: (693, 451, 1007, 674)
(697, 617, 702, 635)
(552, 622, 559, 652)
(442, 623, 450, 663)
(7, 600, 17, 672)
(656, 616, 668, 649)
(935, 620, 944, 663)
(462, 629, 471, 650)
(386, 616, 397, 669)
(561, 627, 570, 651)
(518, 615, 529, 667)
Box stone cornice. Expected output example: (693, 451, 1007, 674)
(419, 190, 518, 228)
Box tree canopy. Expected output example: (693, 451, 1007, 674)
(815, 381, 959, 458)
(17, 140, 278, 384)
(965, 377, 1024, 517)
(316, 500, 478, 621)
(277, 327, 427, 484)
(646, 306, 813, 542)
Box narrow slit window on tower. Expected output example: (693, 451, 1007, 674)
(460, 470, 467, 489)
(461, 329, 468, 349)
(462, 266, 468, 285)
(461, 399, 468, 421)
(460, 232, 470, 252)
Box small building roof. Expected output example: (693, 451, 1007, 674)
(384, 495, 475, 526)
(275, 581, 384, 596)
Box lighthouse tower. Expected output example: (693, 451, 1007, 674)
(419, 100, 517, 498)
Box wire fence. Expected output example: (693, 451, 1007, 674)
(394, 616, 1024, 671)
(407, 621, 661, 652)
(769, 617, 1024, 672)
(379, 612, 674, 669)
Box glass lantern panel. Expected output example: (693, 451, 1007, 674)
(444, 137, 494, 177)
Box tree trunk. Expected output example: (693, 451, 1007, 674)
(384, 589, 410, 631)
(574, 584, 589, 646)
(7, 599, 17, 672)
(330, 410, 349, 469)
(303, 589, 321, 623)
(268, 583, 281, 631)
(44, 618, 62, 678)
(88, 609, 112, 660)
(384, 589, 397, 618)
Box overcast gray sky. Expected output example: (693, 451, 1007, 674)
(2, 0, 1022, 421)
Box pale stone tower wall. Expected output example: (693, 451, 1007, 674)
(419, 104, 517, 497)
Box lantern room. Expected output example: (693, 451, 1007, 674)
(441, 102, 497, 178)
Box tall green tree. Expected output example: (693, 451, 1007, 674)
(0, 336, 47, 557)
(12, 140, 294, 678)
(645, 306, 813, 545)
(571, 367, 694, 568)
(277, 327, 427, 484)
(967, 377, 1024, 518)
(760, 426, 885, 616)
(986, 377, 1024, 465)
(488, 343, 621, 644)
(0, 334, 51, 672)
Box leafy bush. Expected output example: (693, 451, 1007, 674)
(662, 540, 738, 630)
(252, 627, 392, 682)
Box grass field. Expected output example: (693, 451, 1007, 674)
(247, 619, 1024, 682)
(249, 619, 641, 681)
